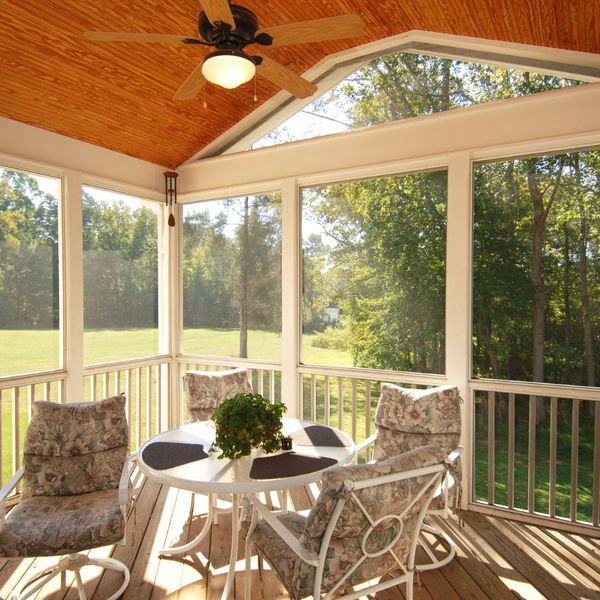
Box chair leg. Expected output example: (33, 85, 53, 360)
(406, 571, 414, 600)
(13, 553, 130, 600)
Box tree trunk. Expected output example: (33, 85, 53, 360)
(527, 172, 546, 384)
(562, 221, 572, 382)
(239, 197, 249, 358)
(576, 177, 595, 388)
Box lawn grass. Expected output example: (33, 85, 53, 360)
(0, 327, 353, 376)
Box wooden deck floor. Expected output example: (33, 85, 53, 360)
(1, 469, 599, 600)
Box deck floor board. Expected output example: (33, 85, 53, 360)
(1, 474, 599, 600)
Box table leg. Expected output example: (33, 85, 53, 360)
(159, 492, 215, 557)
(221, 493, 240, 600)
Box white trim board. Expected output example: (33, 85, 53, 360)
(186, 30, 600, 162)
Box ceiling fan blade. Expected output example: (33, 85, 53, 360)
(198, 0, 235, 28)
(257, 14, 364, 47)
(83, 31, 195, 44)
(174, 63, 207, 100)
(256, 54, 317, 99)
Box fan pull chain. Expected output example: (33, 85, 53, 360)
(253, 76, 257, 102)
(203, 87, 207, 109)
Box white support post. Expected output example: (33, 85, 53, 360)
(445, 152, 473, 509)
(281, 178, 300, 417)
(165, 200, 182, 427)
(62, 171, 85, 403)
(158, 200, 174, 429)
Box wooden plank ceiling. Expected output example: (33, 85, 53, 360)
(1, 0, 599, 167)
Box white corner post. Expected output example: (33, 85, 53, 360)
(445, 152, 473, 509)
(61, 171, 85, 403)
(281, 178, 301, 418)
(158, 197, 181, 429)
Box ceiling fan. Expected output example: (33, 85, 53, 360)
(83, 0, 365, 100)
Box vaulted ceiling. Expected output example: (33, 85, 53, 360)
(1, 0, 599, 168)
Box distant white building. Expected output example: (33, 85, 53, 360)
(324, 303, 340, 323)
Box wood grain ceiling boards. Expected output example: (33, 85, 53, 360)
(1, 0, 599, 167)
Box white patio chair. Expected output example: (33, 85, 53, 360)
(0, 395, 131, 600)
(243, 445, 455, 600)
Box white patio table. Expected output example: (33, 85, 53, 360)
(137, 417, 356, 600)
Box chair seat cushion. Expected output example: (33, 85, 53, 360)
(0, 488, 124, 558)
(244, 512, 308, 599)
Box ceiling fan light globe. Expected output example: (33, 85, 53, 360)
(201, 51, 256, 89)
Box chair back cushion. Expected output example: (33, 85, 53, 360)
(22, 395, 129, 498)
(300, 446, 446, 595)
(182, 368, 252, 422)
(374, 383, 461, 460)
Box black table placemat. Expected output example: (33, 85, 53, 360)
(289, 425, 351, 447)
(249, 452, 337, 479)
(142, 442, 208, 470)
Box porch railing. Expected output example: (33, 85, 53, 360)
(0, 371, 66, 488)
(299, 366, 445, 447)
(471, 381, 600, 531)
(83, 356, 171, 452)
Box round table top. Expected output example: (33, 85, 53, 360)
(137, 417, 356, 494)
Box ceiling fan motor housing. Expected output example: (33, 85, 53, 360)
(199, 4, 259, 49)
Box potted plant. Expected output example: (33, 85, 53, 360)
(211, 392, 287, 459)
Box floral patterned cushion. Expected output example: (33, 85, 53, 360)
(0, 488, 125, 558)
(22, 446, 128, 499)
(375, 384, 462, 435)
(22, 396, 129, 498)
(183, 368, 252, 422)
(24, 395, 128, 457)
(245, 446, 446, 599)
(373, 384, 462, 511)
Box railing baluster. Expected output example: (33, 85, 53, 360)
(593, 401, 600, 527)
(323, 376, 330, 426)
(126, 369, 132, 432)
(156, 365, 161, 433)
(28, 384, 35, 422)
(45, 381, 51, 402)
(507, 392, 515, 510)
(103, 372, 109, 398)
(528, 395, 537, 513)
(351, 379, 357, 443)
(136, 368, 141, 450)
(310, 375, 316, 422)
(365, 380, 372, 440)
(114, 370, 120, 396)
(146, 366, 151, 441)
(90, 374, 97, 402)
(338, 378, 343, 431)
(549, 396, 558, 518)
(255, 369, 263, 396)
(12, 387, 20, 475)
(269, 370, 275, 404)
(570, 399, 580, 522)
(487, 390, 495, 505)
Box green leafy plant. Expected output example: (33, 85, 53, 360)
(211, 392, 287, 460)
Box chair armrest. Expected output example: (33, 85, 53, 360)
(119, 456, 131, 510)
(245, 494, 320, 567)
(355, 434, 377, 455)
(0, 468, 24, 525)
(446, 446, 463, 465)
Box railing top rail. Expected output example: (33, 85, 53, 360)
(470, 378, 600, 402)
(83, 355, 171, 375)
(0, 370, 67, 389)
(178, 355, 282, 371)
(299, 364, 447, 385)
